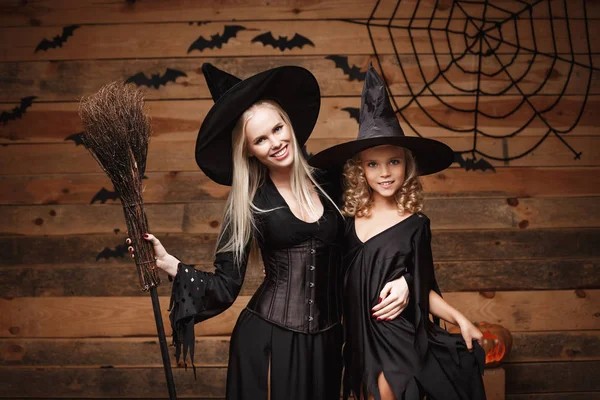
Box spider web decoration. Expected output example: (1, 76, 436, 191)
(343, 0, 598, 171)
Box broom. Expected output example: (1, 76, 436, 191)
(79, 82, 177, 399)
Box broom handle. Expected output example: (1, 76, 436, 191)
(150, 287, 178, 400)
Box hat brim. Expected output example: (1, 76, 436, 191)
(308, 136, 454, 176)
(196, 66, 320, 186)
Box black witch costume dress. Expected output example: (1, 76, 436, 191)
(167, 64, 344, 400)
(310, 65, 486, 400)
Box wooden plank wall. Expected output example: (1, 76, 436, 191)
(1, 0, 599, 398)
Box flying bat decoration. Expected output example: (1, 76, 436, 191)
(1, 96, 37, 125)
(454, 153, 496, 172)
(187, 25, 247, 53)
(341, 107, 360, 123)
(35, 25, 79, 52)
(96, 244, 127, 261)
(251, 32, 314, 51)
(91, 187, 120, 204)
(325, 55, 366, 81)
(125, 68, 187, 89)
(64, 132, 85, 146)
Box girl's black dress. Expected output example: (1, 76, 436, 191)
(342, 213, 486, 400)
(168, 175, 344, 400)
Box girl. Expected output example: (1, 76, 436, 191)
(128, 63, 410, 400)
(309, 65, 486, 400)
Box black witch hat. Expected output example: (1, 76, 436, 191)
(309, 64, 453, 175)
(196, 63, 321, 186)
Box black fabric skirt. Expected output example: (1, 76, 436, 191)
(226, 308, 343, 400)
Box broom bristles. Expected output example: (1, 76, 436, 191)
(79, 82, 160, 290)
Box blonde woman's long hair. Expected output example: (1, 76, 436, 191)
(341, 147, 423, 217)
(216, 100, 338, 265)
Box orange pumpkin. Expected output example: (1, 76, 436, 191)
(475, 322, 513, 367)
(447, 321, 513, 367)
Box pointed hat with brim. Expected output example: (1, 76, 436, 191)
(196, 63, 321, 185)
(309, 64, 453, 176)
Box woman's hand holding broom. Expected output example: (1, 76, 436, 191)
(127, 234, 180, 278)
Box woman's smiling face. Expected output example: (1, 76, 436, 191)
(245, 105, 294, 173)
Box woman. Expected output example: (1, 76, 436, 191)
(129, 63, 410, 399)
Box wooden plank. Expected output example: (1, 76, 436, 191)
(505, 361, 600, 394)
(2, 258, 598, 298)
(1, 54, 598, 102)
(1, 197, 599, 235)
(1, 168, 598, 206)
(2, 228, 599, 266)
(1, 290, 598, 338)
(1, 363, 597, 398)
(0, 366, 228, 398)
(0, 172, 232, 205)
(0, 262, 267, 298)
(1, 0, 597, 26)
(1, 135, 597, 176)
(0, 337, 231, 367)
(0, 296, 251, 338)
(505, 331, 600, 363)
(2, 331, 597, 367)
(435, 258, 600, 292)
(508, 393, 600, 400)
(2, 96, 600, 145)
(483, 367, 505, 400)
(0, 257, 596, 298)
(1, 19, 597, 62)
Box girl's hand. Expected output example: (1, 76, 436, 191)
(371, 276, 410, 321)
(456, 315, 483, 351)
(126, 233, 179, 277)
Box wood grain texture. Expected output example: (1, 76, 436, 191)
(504, 361, 600, 394)
(1, 55, 598, 102)
(507, 393, 600, 400)
(1, 18, 597, 62)
(1, 290, 598, 338)
(1, 197, 597, 235)
(505, 331, 600, 363)
(0, 361, 598, 397)
(2, 258, 598, 298)
(0, 366, 228, 398)
(2, 228, 599, 266)
(1, 168, 598, 206)
(2, 330, 597, 367)
(4, 256, 599, 298)
(0, 135, 596, 176)
(2, 96, 599, 145)
(2, 0, 597, 26)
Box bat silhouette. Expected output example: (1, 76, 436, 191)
(91, 187, 120, 204)
(187, 25, 246, 53)
(96, 244, 127, 261)
(342, 107, 360, 123)
(454, 153, 496, 172)
(251, 32, 314, 51)
(1, 96, 37, 125)
(126, 68, 187, 89)
(35, 25, 79, 52)
(64, 132, 85, 146)
(325, 55, 366, 81)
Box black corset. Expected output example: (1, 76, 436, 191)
(246, 237, 343, 333)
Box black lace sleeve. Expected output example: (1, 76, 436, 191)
(168, 234, 251, 376)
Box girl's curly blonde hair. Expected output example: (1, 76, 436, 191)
(341, 147, 423, 217)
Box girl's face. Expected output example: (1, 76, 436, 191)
(360, 145, 406, 200)
(245, 105, 294, 172)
